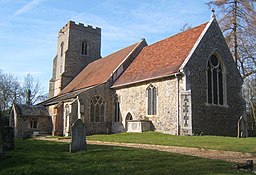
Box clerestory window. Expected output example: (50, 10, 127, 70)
(147, 84, 157, 115)
(206, 54, 226, 105)
(90, 95, 105, 122)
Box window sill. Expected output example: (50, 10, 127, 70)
(146, 114, 158, 117)
(205, 103, 229, 108)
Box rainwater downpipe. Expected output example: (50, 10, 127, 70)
(77, 96, 81, 119)
(175, 73, 180, 135)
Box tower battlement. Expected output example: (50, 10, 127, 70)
(59, 21, 101, 34)
(49, 20, 101, 98)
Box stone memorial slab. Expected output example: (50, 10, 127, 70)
(70, 119, 86, 153)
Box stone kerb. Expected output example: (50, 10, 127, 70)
(70, 119, 86, 153)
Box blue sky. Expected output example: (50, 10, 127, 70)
(0, 0, 212, 94)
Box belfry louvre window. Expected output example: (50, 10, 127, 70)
(207, 54, 225, 105)
(60, 42, 64, 57)
(147, 84, 157, 115)
(82, 42, 88, 55)
(90, 95, 105, 122)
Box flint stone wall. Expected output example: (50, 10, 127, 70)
(184, 19, 245, 136)
(116, 77, 185, 135)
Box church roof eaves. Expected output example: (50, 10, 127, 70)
(40, 85, 98, 106)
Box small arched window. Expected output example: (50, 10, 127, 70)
(206, 54, 225, 105)
(82, 42, 88, 55)
(147, 84, 157, 115)
(90, 95, 105, 122)
(29, 118, 38, 129)
(60, 42, 64, 57)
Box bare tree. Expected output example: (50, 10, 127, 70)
(242, 76, 256, 129)
(0, 71, 21, 111)
(21, 74, 47, 105)
(207, 0, 256, 78)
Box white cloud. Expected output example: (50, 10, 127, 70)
(11, 0, 43, 17)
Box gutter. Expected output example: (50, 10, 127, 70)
(112, 72, 182, 89)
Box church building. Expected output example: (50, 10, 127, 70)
(41, 17, 246, 137)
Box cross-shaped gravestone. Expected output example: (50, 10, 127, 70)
(70, 119, 86, 153)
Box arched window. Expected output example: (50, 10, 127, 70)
(29, 118, 38, 129)
(206, 54, 225, 105)
(60, 42, 64, 57)
(90, 95, 105, 122)
(114, 95, 121, 122)
(82, 42, 88, 55)
(147, 84, 157, 115)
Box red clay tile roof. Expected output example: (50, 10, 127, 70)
(113, 22, 208, 87)
(61, 41, 141, 94)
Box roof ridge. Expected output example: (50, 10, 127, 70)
(147, 21, 209, 48)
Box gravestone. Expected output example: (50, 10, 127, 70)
(23, 130, 33, 140)
(0, 115, 4, 157)
(3, 126, 14, 151)
(70, 119, 86, 153)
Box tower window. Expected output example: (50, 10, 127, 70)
(82, 42, 88, 55)
(147, 84, 157, 115)
(60, 42, 64, 57)
(206, 54, 226, 105)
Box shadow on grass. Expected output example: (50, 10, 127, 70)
(0, 139, 251, 175)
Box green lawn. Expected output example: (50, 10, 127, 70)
(87, 132, 256, 153)
(0, 139, 252, 175)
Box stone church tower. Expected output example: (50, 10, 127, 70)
(49, 21, 101, 98)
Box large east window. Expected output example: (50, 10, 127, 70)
(206, 54, 225, 105)
(147, 84, 157, 115)
(90, 95, 105, 122)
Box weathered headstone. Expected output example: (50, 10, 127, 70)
(70, 119, 86, 153)
(23, 130, 33, 140)
(3, 126, 14, 151)
(0, 115, 4, 157)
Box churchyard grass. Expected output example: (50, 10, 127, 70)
(0, 139, 252, 175)
(87, 132, 256, 153)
